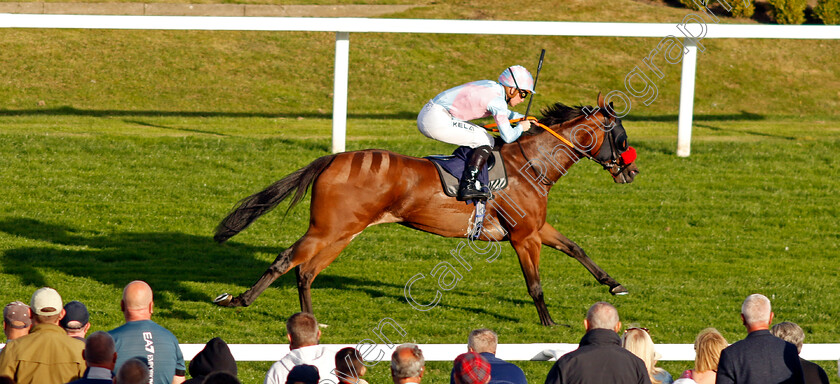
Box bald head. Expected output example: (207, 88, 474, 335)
(391, 343, 424, 382)
(585, 302, 620, 332)
(121, 280, 154, 321)
(84, 331, 117, 369)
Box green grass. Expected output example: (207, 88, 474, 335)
(0, 0, 839, 382)
(1, 118, 838, 383)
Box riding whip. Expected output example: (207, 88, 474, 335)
(524, 49, 546, 119)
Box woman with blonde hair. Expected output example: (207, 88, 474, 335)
(674, 328, 729, 384)
(622, 327, 674, 384)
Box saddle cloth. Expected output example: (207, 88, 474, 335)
(425, 146, 509, 198)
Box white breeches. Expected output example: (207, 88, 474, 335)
(417, 101, 494, 149)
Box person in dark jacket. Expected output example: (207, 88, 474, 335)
(67, 331, 117, 384)
(771, 322, 829, 384)
(716, 294, 804, 384)
(544, 301, 651, 384)
(449, 329, 526, 384)
(183, 337, 237, 384)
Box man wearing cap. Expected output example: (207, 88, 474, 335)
(0, 287, 86, 384)
(3, 301, 31, 343)
(109, 280, 186, 384)
(61, 301, 91, 341)
(449, 329, 526, 384)
(452, 352, 491, 384)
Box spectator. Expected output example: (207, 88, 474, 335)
(68, 331, 118, 384)
(449, 329, 526, 384)
(771, 322, 829, 384)
(60, 301, 91, 341)
(286, 365, 319, 384)
(0, 287, 85, 384)
(116, 357, 150, 384)
(109, 280, 186, 384)
(183, 337, 237, 384)
(716, 293, 804, 384)
(205, 371, 241, 384)
(622, 327, 673, 384)
(452, 352, 491, 384)
(264, 312, 337, 384)
(674, 328, 728, 384)
(3, 302, 31, 343)
(391, 343, 425, 384)
(334, 347, 368, 384)
(544, 301, 651, 384)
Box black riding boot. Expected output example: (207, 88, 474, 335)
(457, 145, 492, 201)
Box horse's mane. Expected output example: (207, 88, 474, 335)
(536, 102, 587, 130)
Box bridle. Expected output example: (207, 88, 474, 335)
(485, 111, 636, 183)
(527, 116, 636, 180)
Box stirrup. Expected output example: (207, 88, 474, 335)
(457, 185, 491, 201)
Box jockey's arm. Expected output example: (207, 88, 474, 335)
(492, 112, 524, 143)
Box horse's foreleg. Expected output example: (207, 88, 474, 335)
(511, 232, 556, 326)
(538, 223, 627, 295)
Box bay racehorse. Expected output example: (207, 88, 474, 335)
(214, 93, 639, 326)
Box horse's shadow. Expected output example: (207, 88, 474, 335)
(0, 218, 526, 323)
(0, 218, 281, 318)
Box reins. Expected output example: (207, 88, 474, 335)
(484, 119, 574, 185)
(485, 117, 629, 180)
(485, 119, 581, 156)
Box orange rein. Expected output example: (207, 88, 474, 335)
(483, 118, 576, 150)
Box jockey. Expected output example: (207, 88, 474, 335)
(417, 65, 535, 201)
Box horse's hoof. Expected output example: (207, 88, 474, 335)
(610, 285, 629, 296)
(213, 293, 233, 306)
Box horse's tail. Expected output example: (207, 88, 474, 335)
(214, 154, 336, 243)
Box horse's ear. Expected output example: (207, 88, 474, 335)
(597, 92, 605, 109)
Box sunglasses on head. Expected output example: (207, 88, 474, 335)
(624, 327, 649, 334)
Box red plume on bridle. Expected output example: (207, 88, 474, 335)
(621, 146, 637, 164)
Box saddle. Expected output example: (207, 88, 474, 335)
(426, 146, 509, 198)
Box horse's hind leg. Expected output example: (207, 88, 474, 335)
(538, 222, 627, 295)
(294, 235, 357, 313)
(223, 247, 296, 307)
(215, 245, 298, 307)
(216, 231, 340, 308)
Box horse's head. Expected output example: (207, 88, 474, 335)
(536, 93, 640, 184)
(586, 93, 639, 184)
